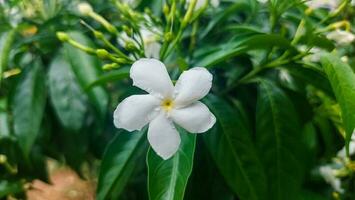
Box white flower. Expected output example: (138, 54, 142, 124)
(319, 165, 344, 193)
(257, 0, 268, 3)
(118, 26, 161, 59)
(326, 30, 355, 45)
(306, 0, 339, 11)
(113, 59, 216, 159)
(77, 2, 93, 16)
(186, 0, 220, 10)
(140, 28, 161, 59)
(337, 131, 355, 158)
(299, 46, 323, 62)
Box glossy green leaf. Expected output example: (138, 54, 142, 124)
(48, 54, 87, 131)
(12, 60, 46, 156)
(284, 65, 333, 96)
(97, 129, 148, 200)
(147, 129, 196, 200)
(194, 34, 293, 68)
(256, 80, 304, 200)
(321, 53, 355, 154)
(0, 29, 16, 86)
(86, 67, 130, 90)
(63, 31, 108, 120)
(203, 95, 267, 200)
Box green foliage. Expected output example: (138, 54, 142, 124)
(12, 60, 46, 157)
(1, 0, 355, 199)
(321, 53, 355, 154)
(203, 95, 267, 200)
(147, 129, 196, 200)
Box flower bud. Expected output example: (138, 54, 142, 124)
(0, 154, 7, 164)
(56, 32, 70, 42)
(102, 63, 119, 70)
(78, 2, 93, 16)
(94, 31, 104, 39)
(125, 41, 136, 51)
(164, 32, 173, 42)
(123, 25, 132, 37)
(96, 49, 109, 59)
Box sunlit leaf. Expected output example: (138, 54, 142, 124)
(321, 53, 355, 154)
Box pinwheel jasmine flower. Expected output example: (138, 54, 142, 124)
(119, 26, 161, 59)
(114, 59, 216, 159)
(326, 30, 355, 45)
(319, 165, 344, 193)
(186, 0, 220, 10)
(306, 0, 339, 11)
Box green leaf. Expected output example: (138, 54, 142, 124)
(97, 129, 148, 200)
(12, 60, 46, 156)
(321, 53, 355, 154)
(194, 34, 294, 68)
(203, 95, 267, 200)
(256, 80, 304, 200)
(63, 31, 108, 120)
(0, 98, 10, 138)
(48, 54, 87, 131)
(283, 65, 333, 97)
(147, 129, 196, 200)
(86, 67, 130, 90)
(0, 29, 16, 86)
(0, 180, 23, 198)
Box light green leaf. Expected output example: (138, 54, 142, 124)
(256, 80, 304, 200)
(48, 54, 87, 131)
(321, 53, 355, 154)
(97, 129, 148, 200)
(203, 95, 267, 200)
(147, 129, 196, 200)
(0, 29, 16, 86)
(63, 31, 108, 120)
(86, 67, 130, 90)
(12, 60, 46, 156)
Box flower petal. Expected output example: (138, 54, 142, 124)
(174, 67, 213, 106)
(114, 94, 159, 131)
(171, 101, 216, 133)
(130, 58, 174, 98)
(148, 113, 181, 160)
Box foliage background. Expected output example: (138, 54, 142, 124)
(1, 0, 355, 199)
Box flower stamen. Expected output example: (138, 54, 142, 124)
(161, 99, 174, 112)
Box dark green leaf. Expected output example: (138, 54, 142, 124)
(284, 65, 333, 97)
(48, 54, 88, 131)
(321, 53, 355, 154)
(63, 31, 108, 120)
(147, 129, 196, 200)
(195, 34, 294, 68)
(256, 80, 304, 200)
(12, 60, 46, 156)
(203, 95, 267, 200)
(97, 129, 148, 200)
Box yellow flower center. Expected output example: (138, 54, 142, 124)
(161, 99, 174, 112)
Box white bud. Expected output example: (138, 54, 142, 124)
(78, 2, 93, 16)
(327, 30, 355, 45)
